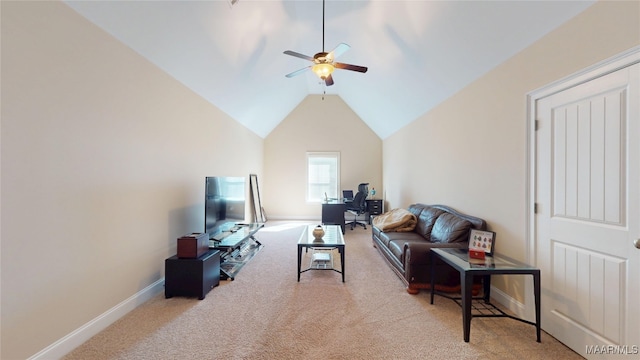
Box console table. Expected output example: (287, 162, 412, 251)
(430, 248, 541, 343)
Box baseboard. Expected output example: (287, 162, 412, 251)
(28, 279, 165, 360)
(267, 215, 320, 221)
(489, 285, 530, 321)
(266, 213, 368, 222)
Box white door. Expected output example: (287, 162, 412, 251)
(535, 60, 639, 358)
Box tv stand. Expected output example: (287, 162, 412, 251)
(211, 223, 264, 280)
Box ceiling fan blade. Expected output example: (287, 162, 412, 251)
(327, 43, 350, 61)
(285, 66, 311, 78)
(283, 50, 315, 62)
(325, 74, 334, 86)
(334, 62, 368, 73)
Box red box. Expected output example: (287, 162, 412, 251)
(469, 249, 486, 260)
(177, 233, 209, 259)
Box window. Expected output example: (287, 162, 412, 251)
(307, 152, 340, 202)
(222, 177, 246, 201)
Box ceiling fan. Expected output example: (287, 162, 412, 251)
(283, 0, 368, 86)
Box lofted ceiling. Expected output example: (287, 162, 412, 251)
(64, 0, 595, 139)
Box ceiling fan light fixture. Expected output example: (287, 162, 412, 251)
(312, 63, 334, 79)
(283, 0, 367, 86)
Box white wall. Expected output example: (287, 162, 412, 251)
(1, 2, 263, 358)
(383, 0, 640, 301)
(264, 95, 382, 220)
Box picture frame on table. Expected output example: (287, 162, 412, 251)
(469, 229, 496, 256)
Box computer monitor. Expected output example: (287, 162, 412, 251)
(342, 190, 354, 201)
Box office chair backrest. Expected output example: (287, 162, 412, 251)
(352, 183, 369, 211)
(357, 183, 369, 196)
(351, 191, 366, 211)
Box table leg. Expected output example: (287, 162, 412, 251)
(340, 246, 345, 282)
(534, 271, 541, 342)
(461, 272, 474, 342)
(483, 274, 491, 303)
(297, 245, 302, 281)
(430, 251, 436, 304)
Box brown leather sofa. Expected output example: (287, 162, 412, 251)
(372, 204, 487, 294)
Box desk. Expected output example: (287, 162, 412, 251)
(321, 200, 346, 234)
(430, 248, 540, 343)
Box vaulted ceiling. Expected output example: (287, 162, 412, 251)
(64, 0, 594, 139)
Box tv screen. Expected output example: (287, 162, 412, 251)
(205, 176, 246, 239)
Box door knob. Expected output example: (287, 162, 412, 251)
(635, 239, 640, 249)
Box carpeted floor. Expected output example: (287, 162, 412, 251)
(63, 221, 583, 359)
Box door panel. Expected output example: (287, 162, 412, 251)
(551, 82, 624, 225)
(551, 241, 625, 343)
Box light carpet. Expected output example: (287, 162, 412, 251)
(64, 221, 582, 360)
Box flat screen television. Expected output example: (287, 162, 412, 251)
(205, 176, 246, 240)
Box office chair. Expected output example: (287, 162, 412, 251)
(345, 183, 368, 230)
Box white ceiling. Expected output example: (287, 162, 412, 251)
(64, 0, 595, 139)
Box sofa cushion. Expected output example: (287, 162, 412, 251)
(407, 204, 427, 219)
(384, 231, 425, 242)
(415, 206, 445, 240)
(431, 213, 472, 243)
(388, 236, 427, 263)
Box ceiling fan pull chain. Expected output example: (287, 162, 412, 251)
(321, 0, 325, 52)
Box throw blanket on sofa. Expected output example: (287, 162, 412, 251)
(373, 208, 417, 232)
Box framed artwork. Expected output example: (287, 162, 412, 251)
(469, 229, 496, 256)
(249, 174, 266, 223)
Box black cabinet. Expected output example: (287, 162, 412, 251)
(366, 199, 383, 224)
(165, 250, 220, 300)
(366, 199, 383, 215)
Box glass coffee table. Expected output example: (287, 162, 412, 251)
(297, 225, 345, 282)
(430, 248, 541, 343)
